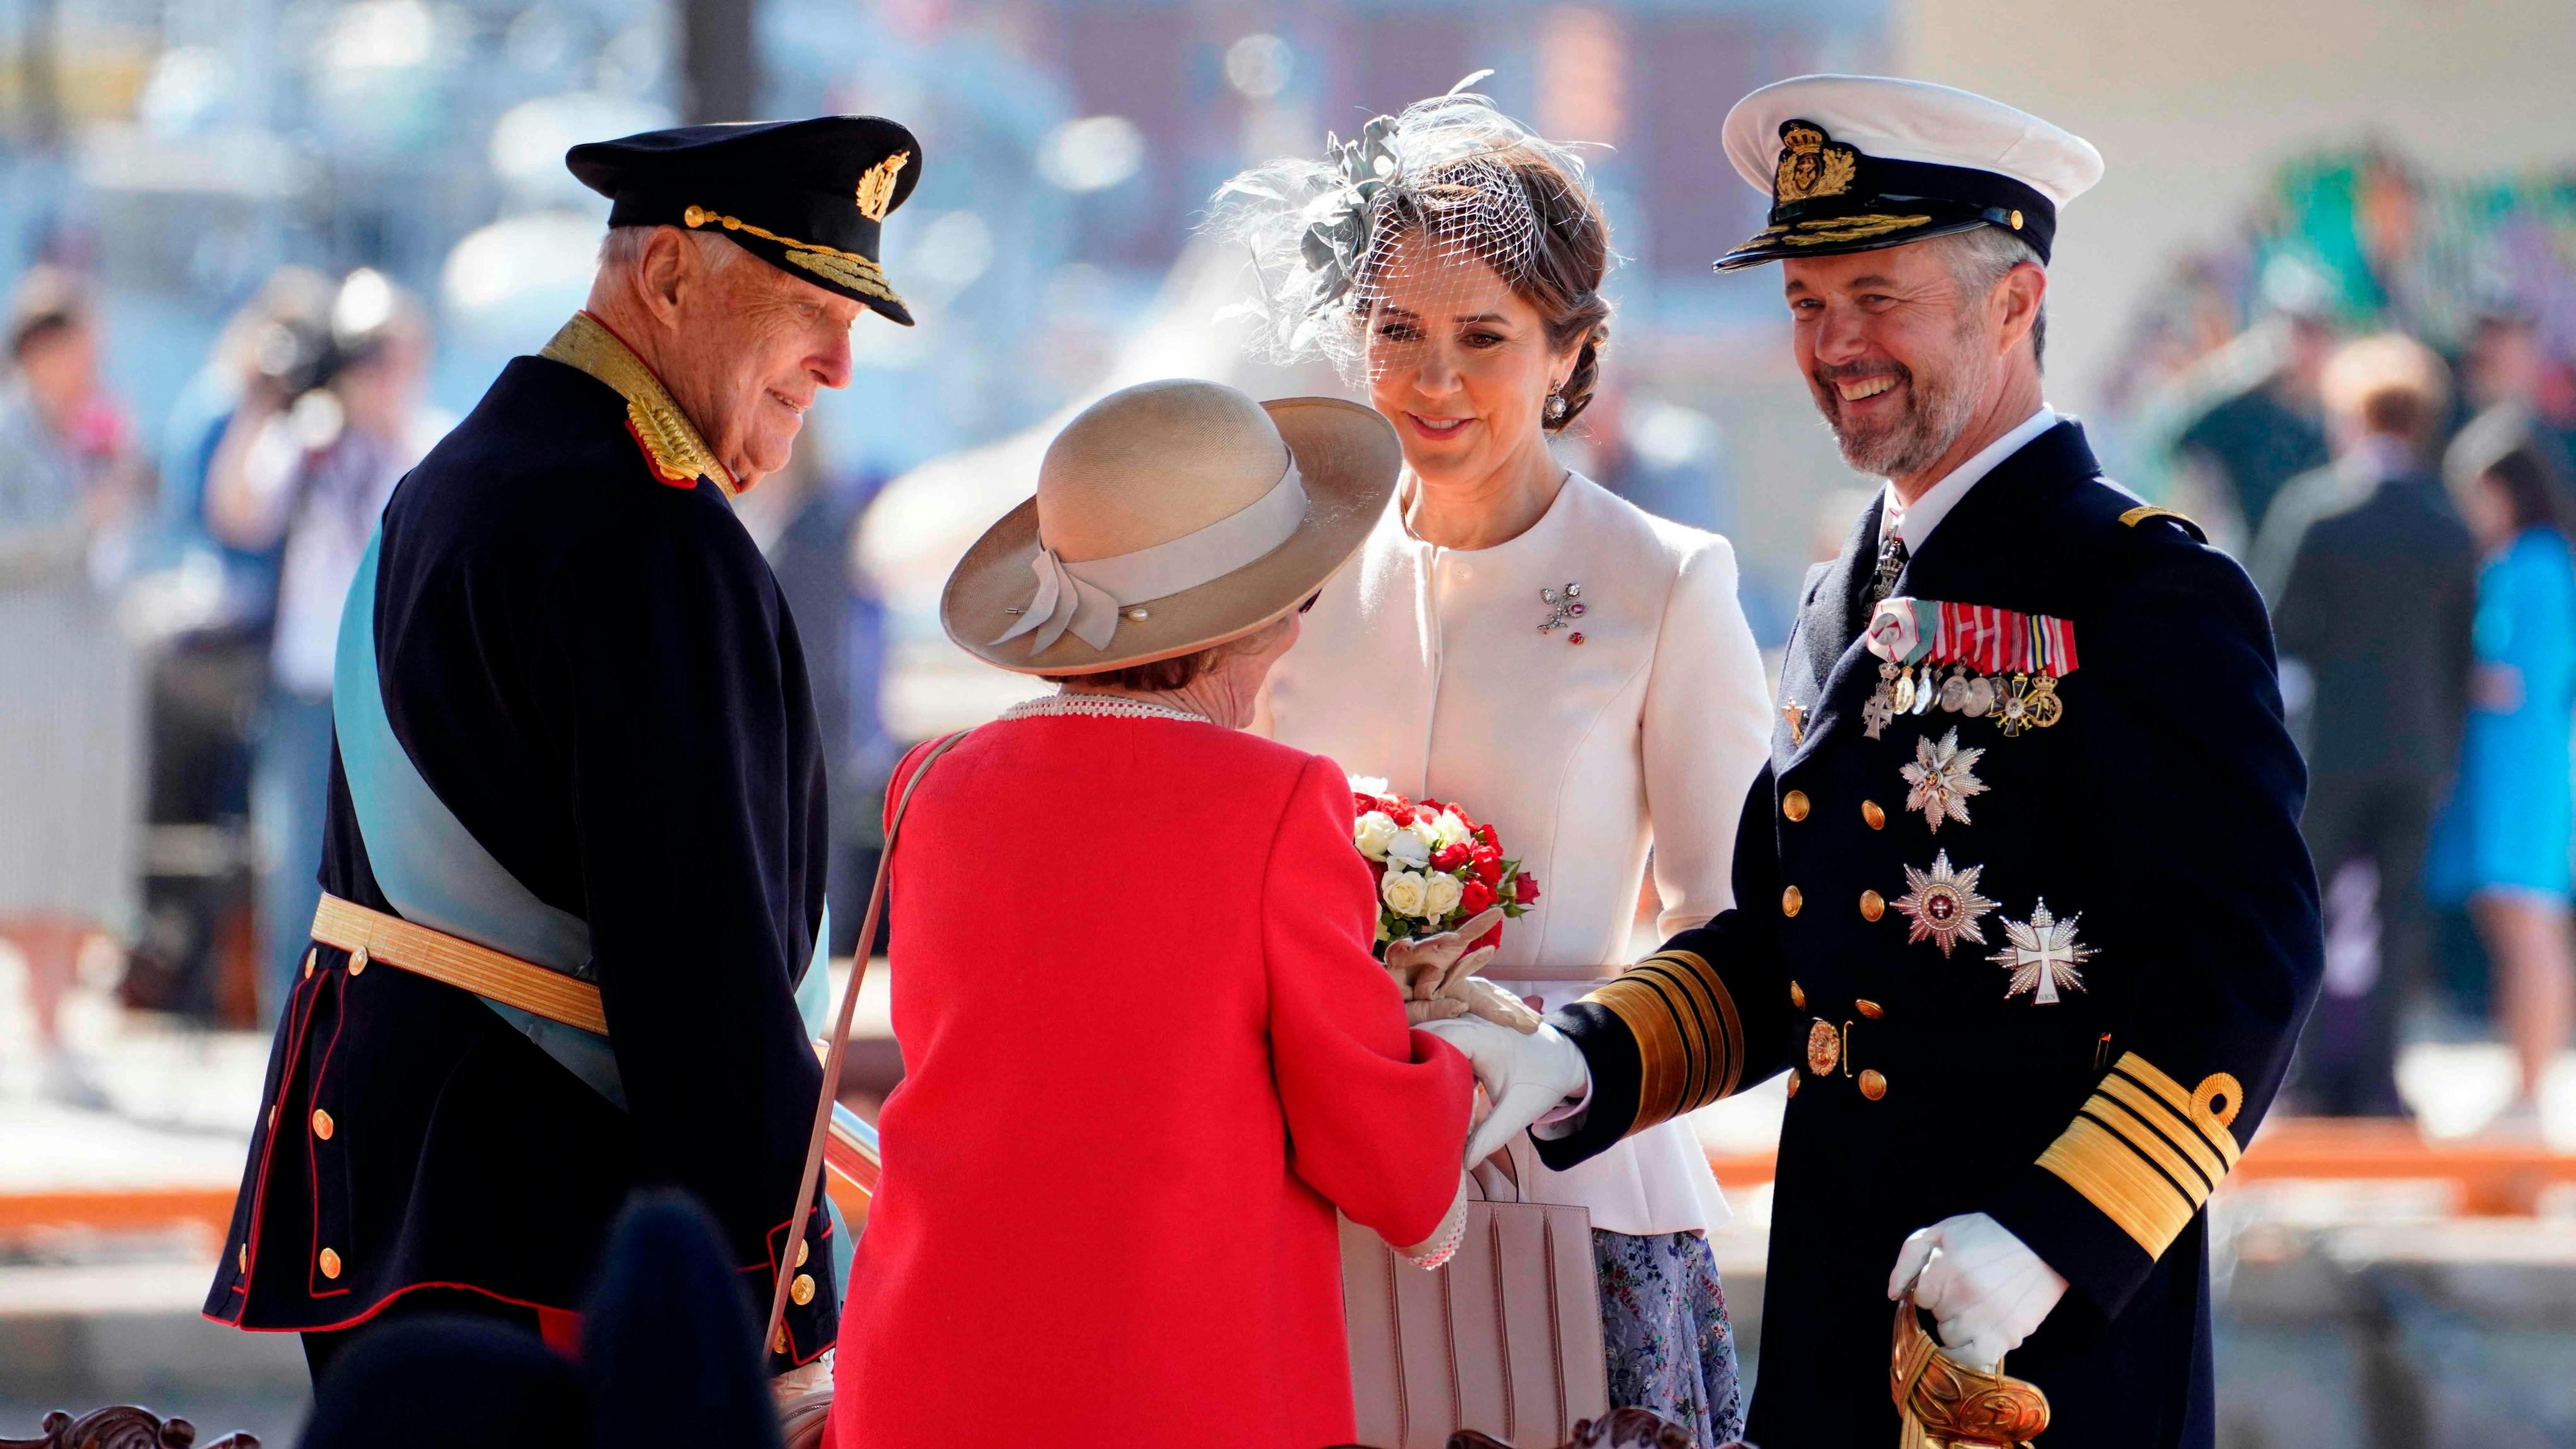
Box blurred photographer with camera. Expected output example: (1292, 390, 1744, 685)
(205, 268, 449, 1017)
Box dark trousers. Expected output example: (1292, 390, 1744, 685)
(2288, 774, 2437, 1116)
(301, 1287, 542, 1388)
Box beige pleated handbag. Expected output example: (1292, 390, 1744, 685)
(1338, 1135, 1609, 1449)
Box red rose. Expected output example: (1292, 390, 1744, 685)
(1352, 791, 1379, 816)
(1471, 846, 1503, 886)
(1387, 804, 1416, 827)
(1474, 823, 1497, 847)
(1472, 924, 1503, 952)
(1462, 879, 1495, 915)
(1512, 873, 1541, 906)
(1432, 842, 1472, 872)
(1418, 798, 1443, 815)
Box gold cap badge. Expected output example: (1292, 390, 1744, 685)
(1774, 120, 1858, 203)
(856, 151, 911, 223)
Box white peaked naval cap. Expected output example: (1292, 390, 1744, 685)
(1713, 74, 2105, 272)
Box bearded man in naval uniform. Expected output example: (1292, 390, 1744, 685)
(1426, 77, 2323, 1448)
(202, 117, 924, 1389)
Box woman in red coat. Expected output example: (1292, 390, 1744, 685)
(829, 381, 1487, 1449)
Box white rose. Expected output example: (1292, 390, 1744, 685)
(1432, 810, 1471, 849)
(1408, 815, 1444, 850)
(1386, 829, 1432, 868)
(1422, 871, 1464, 920)
(1381, 868, 1430, 919)
(1353, 811, 1398, 861)
(1348, 774, 1390, 798)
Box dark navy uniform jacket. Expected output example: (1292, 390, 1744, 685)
(1539, 420, 2323, 1448)
(202, 324, 838, 1366)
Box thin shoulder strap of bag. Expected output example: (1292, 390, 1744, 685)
(764, 726, 974, 1355)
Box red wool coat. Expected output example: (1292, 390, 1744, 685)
(828, 714, 1473, 1449)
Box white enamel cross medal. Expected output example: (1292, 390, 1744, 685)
(1992, 899, 2094, 1004)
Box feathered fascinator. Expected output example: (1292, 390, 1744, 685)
(1207, 72, 1604, 381)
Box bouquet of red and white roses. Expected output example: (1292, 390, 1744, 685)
(1348, 776, 1541, 958)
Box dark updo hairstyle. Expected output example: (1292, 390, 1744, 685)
(1360, 146, 1613, 433)
(2447, 408, 2576, 542)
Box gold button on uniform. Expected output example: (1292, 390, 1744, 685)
(238, 1244, 248, 1273)
(1781, 790, 1810, 822)
(302, 949, 316, 980)
(318, 1247, 342, 1280)
(795, 1239, 809, 1268)
(790, 1273, 815, 1306)
(1856, 999, 1885, 1019)
(311, 1109, 334, 1141)
(772, 1327, 790, 1355)
(1859, 890, 1885, 922)
(1781, 885, 1803, 917)
(1785, 1072, 1800, 1098)
(347, 946, 368, 977)
(1859, 1069, 1889, 1101)
(1862, 800, 1887, 830)
(1789, 981, 1806, 1009)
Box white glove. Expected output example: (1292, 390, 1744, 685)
(1417, 1014, 1589, 1166)
(1887, 1213, 2068, 1373)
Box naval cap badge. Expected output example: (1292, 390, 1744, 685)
(1774, 120, 1860, 204)
(856, 150, 911, 222)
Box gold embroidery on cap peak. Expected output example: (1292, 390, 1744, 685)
(855, 151, 911, 222)
(677, 206, 906, 309)
(540, 312, 733, 493)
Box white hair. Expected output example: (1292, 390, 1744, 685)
(1930, 225, 2046, 368)
(595, 226, 740, 275)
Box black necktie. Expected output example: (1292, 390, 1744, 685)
(1866, 529, 1909, 610)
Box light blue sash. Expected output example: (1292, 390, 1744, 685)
(331, 527, 834, 1109)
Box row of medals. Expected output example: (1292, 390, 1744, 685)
(1874, 660, 2065, 735)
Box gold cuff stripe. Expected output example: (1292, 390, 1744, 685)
(1636, 959, 1722, 1108)
(1639, 949, 1742, 1110)
(2083, 1097, 2215, 1200)
(1596, 970, 1704, 1133)
(2095, 1075, 2226, 1188)
(2037, 1114, 2202, 1259)
(311, 893, 608, 1036)
(1585, 951, 1742, 1131)
(2037, 1051, 2248, 1258)
(2109, 1054, 2243, 1167)
(682, 205, 907, 308)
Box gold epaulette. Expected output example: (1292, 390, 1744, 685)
(2036, 1051, 2244, 1257)
(1583, 949, 1745, 1135)
(2118, 504, 2206, 541)
(539, 311, 735, 495)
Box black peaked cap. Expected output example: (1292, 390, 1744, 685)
(569, 115, 924, 326)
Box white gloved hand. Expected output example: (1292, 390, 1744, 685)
(1887, 1213, 2068, 1373)
(1417, 1014, 1589, 1166)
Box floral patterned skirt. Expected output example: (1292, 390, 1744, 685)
(1593, 1228, 1745, 1447)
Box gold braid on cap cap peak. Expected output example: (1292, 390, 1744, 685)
(679, 205, 906, 307)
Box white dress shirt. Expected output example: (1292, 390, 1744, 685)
(1880, 405, 2058, 554)
(1262, 474, 1773, 1236)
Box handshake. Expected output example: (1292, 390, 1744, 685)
(1379, 907, 1591, 1167)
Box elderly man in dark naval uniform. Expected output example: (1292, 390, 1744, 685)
(1427, 77, 2323, 1448)
(202, 117, 924, 1389)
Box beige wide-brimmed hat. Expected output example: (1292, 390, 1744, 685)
(943, 379, 1400, 677)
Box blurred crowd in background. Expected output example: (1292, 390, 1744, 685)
(3, 0, 2575, 1143)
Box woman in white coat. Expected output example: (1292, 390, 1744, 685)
(1223, 88, 1771, 1443)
